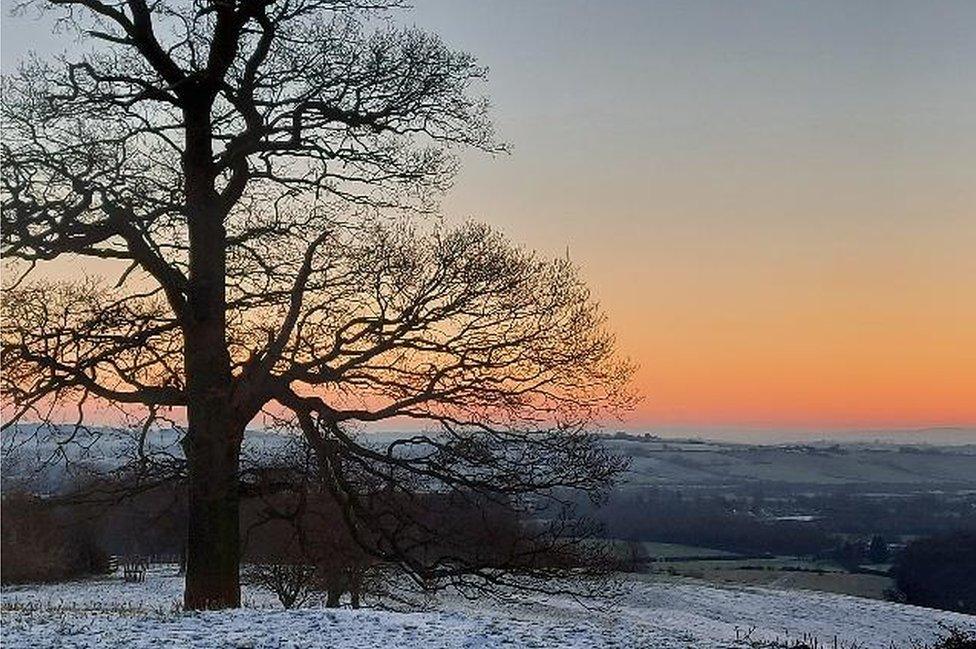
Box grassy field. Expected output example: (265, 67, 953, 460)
(668, 566, 893, 600)
(605, 538, 896, 601)
(630, 541, 739, 559)
(645, 555, 895, 600)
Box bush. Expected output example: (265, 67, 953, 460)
(890, 531, 976, 613)
(1, 491, 108, 584)
(735, 625, 975, 649)
(911, 625, 976, 649)
(243, 563, 317, 609)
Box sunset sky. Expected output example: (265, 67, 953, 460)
(410, 0, 976, 430)
(3, 1, 974, 432)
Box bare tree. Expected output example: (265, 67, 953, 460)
(1, 0, 635, 609)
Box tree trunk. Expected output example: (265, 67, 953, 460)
(180, 102, 244, 610)
(326, 588, 342, 608)
(181, 271, 243, 610)
(183, 415, 242, 609)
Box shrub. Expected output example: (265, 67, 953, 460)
(243, 563, 317, 609)
(911, 625, 976, 649)
(1, 491, 108, 584)
(891, 531, 976, 613)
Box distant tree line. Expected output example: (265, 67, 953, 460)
(592, 490, 833, 557)
(588, 486, 976, 559)
(789, 493, 976, 537)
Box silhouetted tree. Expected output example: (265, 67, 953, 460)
(868, 535, 889, 564)
(834, 539, 866, 571)
(1, 1, 633, 609)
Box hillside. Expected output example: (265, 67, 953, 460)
(607, 435, 976, 489)
(7, 425, 976, 494)
(2, 568, 974, 648)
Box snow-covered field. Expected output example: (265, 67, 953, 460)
(2, 568, 974, 648)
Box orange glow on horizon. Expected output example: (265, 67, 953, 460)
(601, 246, 976, 429)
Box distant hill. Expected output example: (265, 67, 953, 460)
(5, 423, 975, 493)
(604, 434, 976, 489)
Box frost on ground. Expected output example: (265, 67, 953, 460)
(2, 568, 974, 649)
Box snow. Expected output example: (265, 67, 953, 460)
(2, 568, 974, 648)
